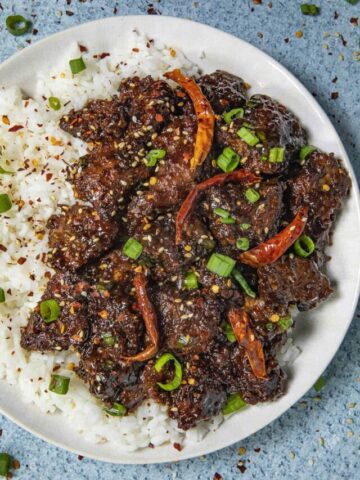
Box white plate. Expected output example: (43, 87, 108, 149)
(0, 16, 359, 464)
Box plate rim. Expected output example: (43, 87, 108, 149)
(0, 14, 359, 464)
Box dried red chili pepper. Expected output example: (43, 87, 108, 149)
(228, 308, 267, 380)
(175, 170, 259, 244)
(121, 270, 159, 362)
(239, 205, 308, 267)
(164, 69, 215, 171)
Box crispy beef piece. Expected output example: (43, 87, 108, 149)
(154, 285, 223, 355)
(197, 70, 247, 113)
(216, 94, 307, 175)
(288, 151, 351, 244)
(258, 255, 333, 311)
(200, 180, 283, 256)
(21, 272, 91, 351)
(60, 96, 127, 144)
(76, 289, 145, 409)
(72, 150, 149, 214)
(47, 204, 118, 272)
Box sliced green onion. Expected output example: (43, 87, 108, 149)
(240, 222, 251, 230)
(49, 96, 61, 111)
(104, 402, 127, 416)
(300, 145, 316, 161)
(69, 57, 86, 75)
(214, 207, 231, 218)
(207, 253, 236, 277)
(269, 147, 285, 163)
(102, 332, 116, 347)
(346, 0, 358, 4)
(217, 147, 240, 172)
(0, 453, 12, 477)
(260, 154, 268, 162)
(0, 288, 5, 303)
(278, 314, 293, 331)
(237, 126, 259, 147)
(294, 234, 315, 258)
(0, 166, 14, 175)
(313, 376, 327, 392)
(145, 149, 166, 167)
(221, 216, 236, 224)
(5, 15, 32, 36)
(123, 237, 143, 260)
(232, 268, 256, 298)
(265, 322, 274, 331)
(222, 393, 247, 415)
(40, 299, 61, 323)
(49, 374, 70, 395)
(300, 4, 320, 15)
(155, 353, 182, 391)
(236, 237, 250, 251)
(183, 272, 198, 290)
(223, 108, 244, 124)
(0, 194, 12, 214)
(221, 322, 236, 343)
(245, 187, 260, 204)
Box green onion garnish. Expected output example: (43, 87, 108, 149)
(0, 167, 13, 175)
(223, 107, 244, 124)
(183, 272, 199, 290)
(217, 147, 240, 173)
(300, 4, 320, 15)
(5, 15, 32, 36)
(123, 237, 143, 260)
(222, 393, 247, 415)
(49, 374, 70, 395)
(104, 402, 127, 416)
(0, 194, 12, 214)
(221, 322, 236, 343)
(278, 314, 293, 331)
(300, 145, 316, 161)
(69, 57, 86, 75)
(214, 207, 231, 218)
(346, 0, 358, 4)
(221, 217, 236, 224)
(240, 223, 251, 230)
(294, 234, 315, 258)
(0, 453, 12, 477)
(155, 353, 183, 391)
(102, 333, 116, 347)
(236, 237, 250, 251)
(245, 187, 260, 204)
(207, 253, 236, 277)
(237, 126, 259, 147)
(313, 376, 327, 392)
(40, 299, 61, 323)
(0, 288, 5, 303)
(145, 149, 166, 167)
(232, 268, 256, 298)
(49, 96, 61, 111)
(269, 147, 285, 163)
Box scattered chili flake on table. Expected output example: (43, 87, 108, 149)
(331, 92, 339, 100)
(213, 473, 223, 480)
(237, 460, 247, 474)
(173, 442, 183, 451)
(77, 455, 84, 460)
(350, 17, 358, 26)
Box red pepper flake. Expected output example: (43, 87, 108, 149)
(254, 447, 261, 453)
(147, 3, 161, 15)
(99, 52, 110, 59)
(0, 244, 7, 252)
(350, 17, 358, 27)
(213, 474, 223, 480)
(237, 461, 247, 474)
(46, 173, 53, 182)
(44, 271, 52, 279)
(253, 0, 262, 4)
(8, 125, 23, 133)
(155, 113, 164, 122)
(173, 442, 183, 451)
(77, 455, 84, 461)
(17, 257, 27, 265)
(32, 28, 38, 35)
(12, 459, 20, 470)
(132, 48, 140, 53)
(331, 92, 339, 100)
(65, 10, 74, 16)
(148, 442, 155, 449)
(79, 44, 88, 53)
(332, 76, 338, 83)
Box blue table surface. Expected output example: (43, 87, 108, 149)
(0, 1, 359, 478)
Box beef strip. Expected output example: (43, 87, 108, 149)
(47, 204, 118, 272)
(258, 255, 333, 311)
(288, 151, 351, 245)
(199, 179, 284, 256)
(216, 94, 307, 175)
(21, 272, 91, 351)
(197, 70, 248, 113)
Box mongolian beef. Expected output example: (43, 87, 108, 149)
(20, 69, 351, 430)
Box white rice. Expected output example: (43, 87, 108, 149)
(0, 33, 298, 451)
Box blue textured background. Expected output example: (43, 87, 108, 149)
(0, 1, 359, 479)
